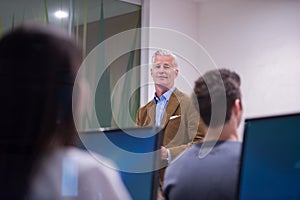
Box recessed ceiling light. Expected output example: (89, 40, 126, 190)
(54, 10, 69, 19)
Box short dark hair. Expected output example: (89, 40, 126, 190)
(193, 68, 241, 127)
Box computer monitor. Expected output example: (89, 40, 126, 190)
(238, 113, 300, 200)
(78, 127, 163, 200)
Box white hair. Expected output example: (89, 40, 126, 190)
(152, 49, 178, 68)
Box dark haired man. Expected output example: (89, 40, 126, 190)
(164, 68, 243, 200)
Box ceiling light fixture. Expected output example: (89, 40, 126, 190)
(54, 10, 68, 19)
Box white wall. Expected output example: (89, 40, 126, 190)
(144, 0, 300, 138)
(141, 0, 204, 105)
(196, 0, 300, 137)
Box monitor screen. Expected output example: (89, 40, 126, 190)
(238, 113, 300, 200)
(78, 127, 163, 200)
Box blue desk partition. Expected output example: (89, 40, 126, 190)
(79, 127, 163, 200)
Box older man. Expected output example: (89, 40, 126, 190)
(136, 49, 206, 173)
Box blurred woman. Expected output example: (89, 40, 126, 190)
(0, 24, 131, 200)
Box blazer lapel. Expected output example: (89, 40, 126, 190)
(160, 88, 182, 127)
(147, 101, 156, 126)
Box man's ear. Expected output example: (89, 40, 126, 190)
(233, 99, 243, 126)
(233, 99, 241, 115)
(175, 68, 179, 77)
(150, 68, 153, 77)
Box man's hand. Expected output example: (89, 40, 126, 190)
(161, 146, 168, 160)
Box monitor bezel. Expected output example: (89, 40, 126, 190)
(237, 112, 300, 199)
(78, 126, 164, 200)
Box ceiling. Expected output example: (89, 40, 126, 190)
(0, 0, 140, 33)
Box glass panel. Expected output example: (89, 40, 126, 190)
(0, 0, 70, 33)
(0, 0, 141, 130)
(74, 0, 141, 130)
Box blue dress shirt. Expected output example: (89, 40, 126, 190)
(153, 87, 175, 163)
(153, 87, 175, 127)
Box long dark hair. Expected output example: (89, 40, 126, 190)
(0, 24, 82, 199)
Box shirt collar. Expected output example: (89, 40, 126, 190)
(154, 87, 175, 104)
